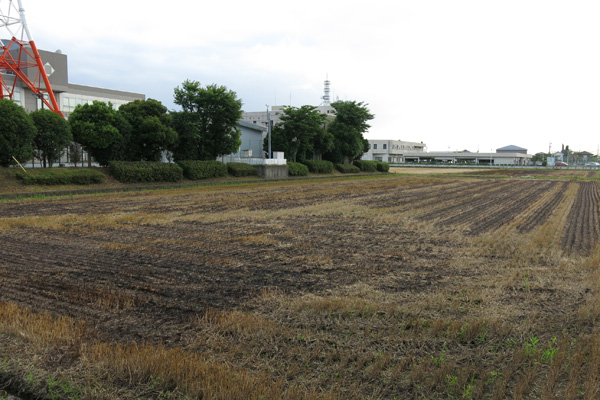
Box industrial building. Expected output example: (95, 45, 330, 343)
(363, 142, 532, 165)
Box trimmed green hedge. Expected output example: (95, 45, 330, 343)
(376, 161, 390, 172)
(303, 160, 334, 174)
(16, 168, 106, 185)
(287, 162, 309, 176)
(109, 161, 183, 183)
(353, 160, 378, 172)
(177, 160, 227, 180)
(227, 162, 257, 177)
(336, 163, 360, 173)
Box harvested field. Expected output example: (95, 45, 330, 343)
(1, 174, 600, 399)
(460, 168, 600, 178)
(391, 167, 482, 174)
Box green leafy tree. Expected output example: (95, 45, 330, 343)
(118, 99, 178, 161)
(69, 101, 129, 166)
(0, 99, 36, 167)
(30, 109, 72, 167)
(324, 100, 373, 164)
(171, 80, 242, 160)
(267, 105, 332, 163)
(69, 142, 82, 167)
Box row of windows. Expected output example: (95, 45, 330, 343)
(372, 143, 424, 151)
(2, 88, 131, 113)
(61, 95, 130, 112)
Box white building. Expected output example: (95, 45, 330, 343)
(401, 145, 532, 165)
(362, 140, 427, 163)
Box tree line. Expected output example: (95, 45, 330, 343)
(268, 101, 373, 164)
(0, 79, 373, 168)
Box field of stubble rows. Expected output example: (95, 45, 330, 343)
(0, 170, 599, 399)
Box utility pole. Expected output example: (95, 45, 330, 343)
(266, 105, 272, 159)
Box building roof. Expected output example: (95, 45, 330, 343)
(496, 145, 527, 152)
(237, 119, 267, 132)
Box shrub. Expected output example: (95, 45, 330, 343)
(227, 162, 257, 177)
(109, 161, 183, 183)
(287, 162, 309, 176)
(177, 160, 227, 180)
(353, 160, 378, 172)
(376, 161, 390, 172)
(335, 163, 360, 173)
(303, 160, 334, 174)
(16, 168, 106, 185)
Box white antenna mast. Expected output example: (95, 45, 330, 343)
(321, 74, 331, 106)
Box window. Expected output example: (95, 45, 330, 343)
(383, 144, 387, 150)
(2, 88, 22, 106)
(36, 93, 50, 110)
(373, 144, 377, 149)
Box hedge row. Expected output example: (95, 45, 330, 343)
(353, 160, 378, 172)
(303, 160, 334, 173)
(14, 159, 389, 186)
(177, 160, 227, 180)
(336, 163, 360, 173)
(109, 161, 183, 183)
(288, 162, 309, 176)
(227, 162, 257, 177)
(16, 168, 106, 185)
(376, 161, 390, 172)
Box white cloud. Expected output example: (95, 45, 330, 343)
(12, 0, 600, 154)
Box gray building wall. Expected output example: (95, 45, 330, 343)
(2, 47, 144, 115)
(218, 120, 268, 163)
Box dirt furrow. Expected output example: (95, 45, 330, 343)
(424, 180, 533, 227)
(560, 182, 600, 254)
(466, 181, 555, 235)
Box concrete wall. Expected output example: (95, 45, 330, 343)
(256, 165, 288, 179)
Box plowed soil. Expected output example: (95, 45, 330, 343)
(1, 173, 600, 399)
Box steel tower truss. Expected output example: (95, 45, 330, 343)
(0, 0, 62, 116)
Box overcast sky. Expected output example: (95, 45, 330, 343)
(16, 0, 600, 154)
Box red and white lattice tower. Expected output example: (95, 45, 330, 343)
(0, 0, 62, 116)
